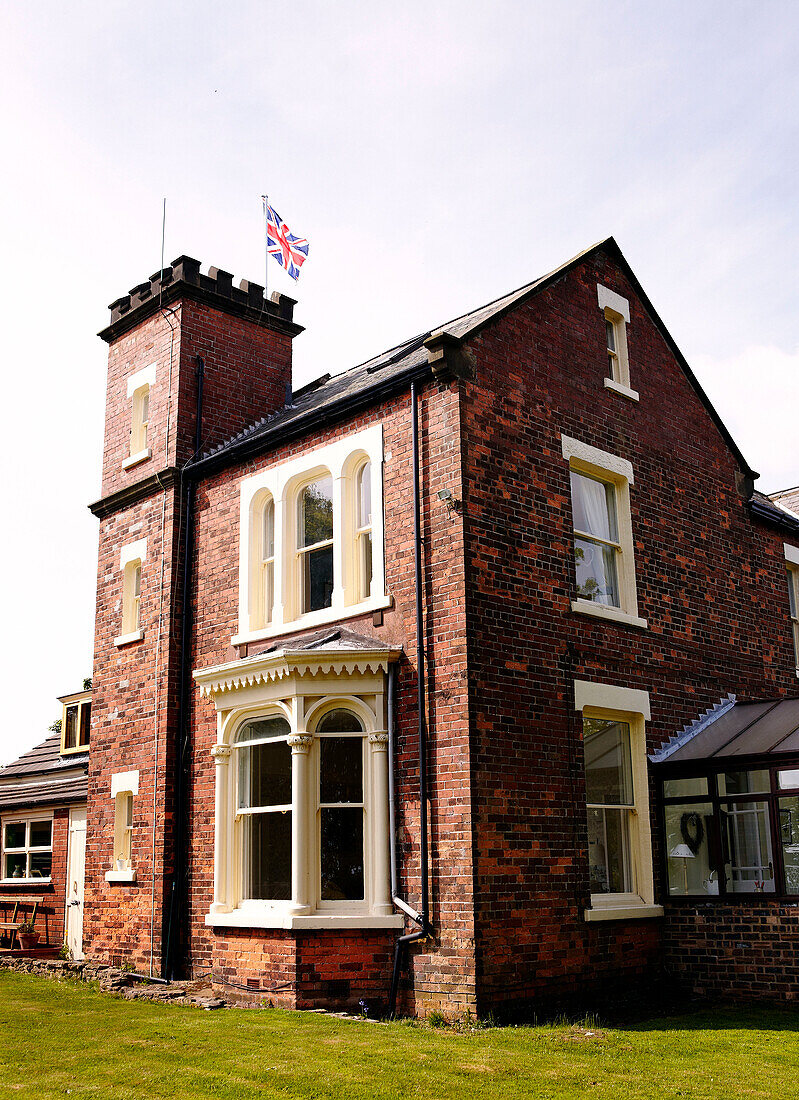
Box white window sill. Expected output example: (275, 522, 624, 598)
(205, 907, 404, 931)
(232, 593, 394, 647)
(571, 599, 648, 630)
(604, 377, 640, 402)
(584, 904, 663, 922)
(0, 878, 52, 888)
(114, 629, 144, 648)
(105, 869, 137, 884)
(122, 448, 152, 471)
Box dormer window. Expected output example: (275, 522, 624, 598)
(59, 690, 91, 755)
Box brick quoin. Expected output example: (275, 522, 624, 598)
(80, 242, 799, 1015)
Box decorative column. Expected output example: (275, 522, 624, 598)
(369, 731, 392, 915)
(209, 743, 232, 914)
(288, 733, 314, 915)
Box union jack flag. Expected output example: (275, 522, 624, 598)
(263, 197, 309, 281)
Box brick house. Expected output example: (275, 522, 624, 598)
(5, 238, 799, 1014)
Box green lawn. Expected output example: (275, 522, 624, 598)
(1, 970, 799, 1099)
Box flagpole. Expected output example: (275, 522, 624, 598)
(262, 194, 269, 301)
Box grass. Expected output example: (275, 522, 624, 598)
(1, 970, 799, 1099)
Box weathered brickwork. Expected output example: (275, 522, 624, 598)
(0, 807, 70, 948)
(80, 243, 799, 1014)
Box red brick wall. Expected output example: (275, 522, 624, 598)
(0, 805, 72, 948)
(458, 247, 799, 1013)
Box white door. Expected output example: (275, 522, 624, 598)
(65, 807, 87, 959)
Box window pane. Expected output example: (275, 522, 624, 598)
(583, 719, 633, 805)
(718, 770, 770, 796)
(5, 855, 26, 878)
(606, 319, 616, 352)
(321, 808, 364, 900)
(79, 703, 91, 747)
(663, 776, 708, 798)
(587, 807, 630, 893)
(30, 852, 52, 878)
(29, 821, 52, 848)
(133, 564, 141, 598)
(299, 478, 333, 547)
(320, 738, 363, 803)
(303, 544, 334, 612)
(64, 705, 78, 750)
(722, 801, 775, 893)
(238, 741, 291, 809)
(789, 569, 797, 618)
(4, 822, 25, 849)
(141, 390, 149, 424)
(778, 769, 799, 791)
(235, 716, 291, 743)
(317, 709, 364, 734)
(779, 796, 799, 893)
(263, 500, 274, 559)
(357, 462, 371, 528)
(664, 803, 715, 895)
(244, 812, 292, 901)
(574, 537, 620, 606)
(571, 471, 618, 543)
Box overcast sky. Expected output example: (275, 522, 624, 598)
(1, 2, 797, 764)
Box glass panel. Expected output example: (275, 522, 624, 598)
(587, 807, 630, 893)
(317, 709, 364, 734)
(574, 537, 620, 606)
(141, 390, 149, 425)
(235, 716, 291, 743)
(779, 796, 799, 893)
(357, 462, 371, 528)
(606, 318, 616, 352)
(64, 705, 78, 750)
(721, 801, 775, 893)
(778, 769, 799, 791)
(29, 852, 52, 878)
(664, 802, 715, 895)
(5, 855, 27, 878)
(244, 812, 292, 900)
(320, 738, 363, 803)
(133, 564, 141, 599)
(263, 561, 274, 623)
(718, 770, 770, 796)
(663, 776, 708, 798)
(303, 544, 334, 612)
(571, 471, 618, 543)
(263, 500, 274, 560)
(79, 703, 91, 747)
(358, 532, 373, 601)
(4, 822, 25, 849)
(238, 740, 291, 809)
(583, 719, 633, 806)
(788, 568, 797, 618)
(299, 477, 333, 547)
(321, 808, 364, 900)
(29, 820, 52, 848)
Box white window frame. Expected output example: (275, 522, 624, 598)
(597, 285, 638, 402)
(234, 425, 389, 645)
(115, 539, 146, 647)
(195, 648, 402, 932)
(574, 680, 662, 921)
(785, 544, 799, 676)
(106, 770, 139, 883)
(562, 435, 647, 630)
(123, 362, 156, 470)
(59, 690, 92, 755)
(1, 814, 54, 883)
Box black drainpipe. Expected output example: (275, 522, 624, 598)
(164, 354, 204, 980)
(388, 378, 432, 1016)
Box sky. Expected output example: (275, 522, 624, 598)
(0, 1, 797, 764)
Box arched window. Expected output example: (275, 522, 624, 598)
(354, 460, 373, 602)
(235, 715, 292, 901)
(297, 475, 334, 614)
(316, 709, 366, 902)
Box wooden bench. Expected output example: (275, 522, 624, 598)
(0, 896, 40, 949)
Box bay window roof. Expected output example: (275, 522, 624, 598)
(652, 698, 799, 765)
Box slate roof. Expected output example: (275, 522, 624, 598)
(0, 733, 88, 810)
(651, 698, 799, 764)
(750, 490, 799, 536)
(258, 625, 396, 655)
(186, 237, 760, 488)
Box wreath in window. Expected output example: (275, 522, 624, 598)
(679, 812, 705, 855)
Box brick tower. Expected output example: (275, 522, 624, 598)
(83, 259, 302, 975)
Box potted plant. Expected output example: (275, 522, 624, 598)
(17, 919, 39, 950)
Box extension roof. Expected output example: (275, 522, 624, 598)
(0, 734, 88, 811)
(186, 237, 759, 486)
(651, 698, 799, 765)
